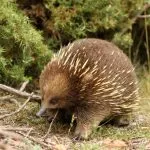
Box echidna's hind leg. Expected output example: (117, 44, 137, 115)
(74, 106, 110, 140)
(111, 115, 130, 126)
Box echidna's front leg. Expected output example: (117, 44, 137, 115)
(74, 121, 94, 140)
(46, 109, 59, 122)
(74, 107, 110, 140)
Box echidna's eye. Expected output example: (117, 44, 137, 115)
(49, 97, 59, 105)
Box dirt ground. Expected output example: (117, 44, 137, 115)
(0, 74, 150, 150)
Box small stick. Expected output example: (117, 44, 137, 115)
(19, 81, 29, 92)
(138, 14, 150, 18)
(68, 113, 76, 135)
(0, 93, 33, 119)
(0, 95, 13, 100)
(1, 129, 54, 149)
(42, 110, 59, 139)
(0, 129, 23, 140)
(0, 84, 41, 101)
(0, 126, 33, 132)
(53, 135, 60, 144)
(140, 98, 150, 100)
(25, 128, 33, 138)
(18, 132, 53, 148)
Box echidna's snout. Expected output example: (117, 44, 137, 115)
(36, 106, 46, 117)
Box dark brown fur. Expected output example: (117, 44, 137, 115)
(37, 38, 139, 139)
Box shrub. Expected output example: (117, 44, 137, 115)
(0, 0, 52, 85)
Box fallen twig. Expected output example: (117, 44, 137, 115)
(25, 128, 33, 138)
(0, 93, 33, 119)
(138, 14, 150, 18)
(0, 95, 13, 100)
(0, 84, 41, 101)
(68, 113, 76, 135)
(18, 132, 53, 148)
(19, 81, 29, 92)
(0, 126, 33, 132)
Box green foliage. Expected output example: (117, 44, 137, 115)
(45, 0, 143, 53)
(0, 0, 52, 85)
(113, 33, 133, 51)
(0, 0, 146, 85)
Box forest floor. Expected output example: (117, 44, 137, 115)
(0, 71, 150, 150)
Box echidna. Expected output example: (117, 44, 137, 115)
(37, 38, 139, 139)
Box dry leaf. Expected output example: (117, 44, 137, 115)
(146, 142, 150, 149)
(103, 138, 112, 145)
(103, 138, 127, 148)
(45, 138, 56, 145)
(8, 139, 25, 147)
(112, 140, 127, 147)
(53, 144, 66, 150)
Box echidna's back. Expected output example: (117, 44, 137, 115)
(63, 38, 138, 114)
(71, 38, 132, 71)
